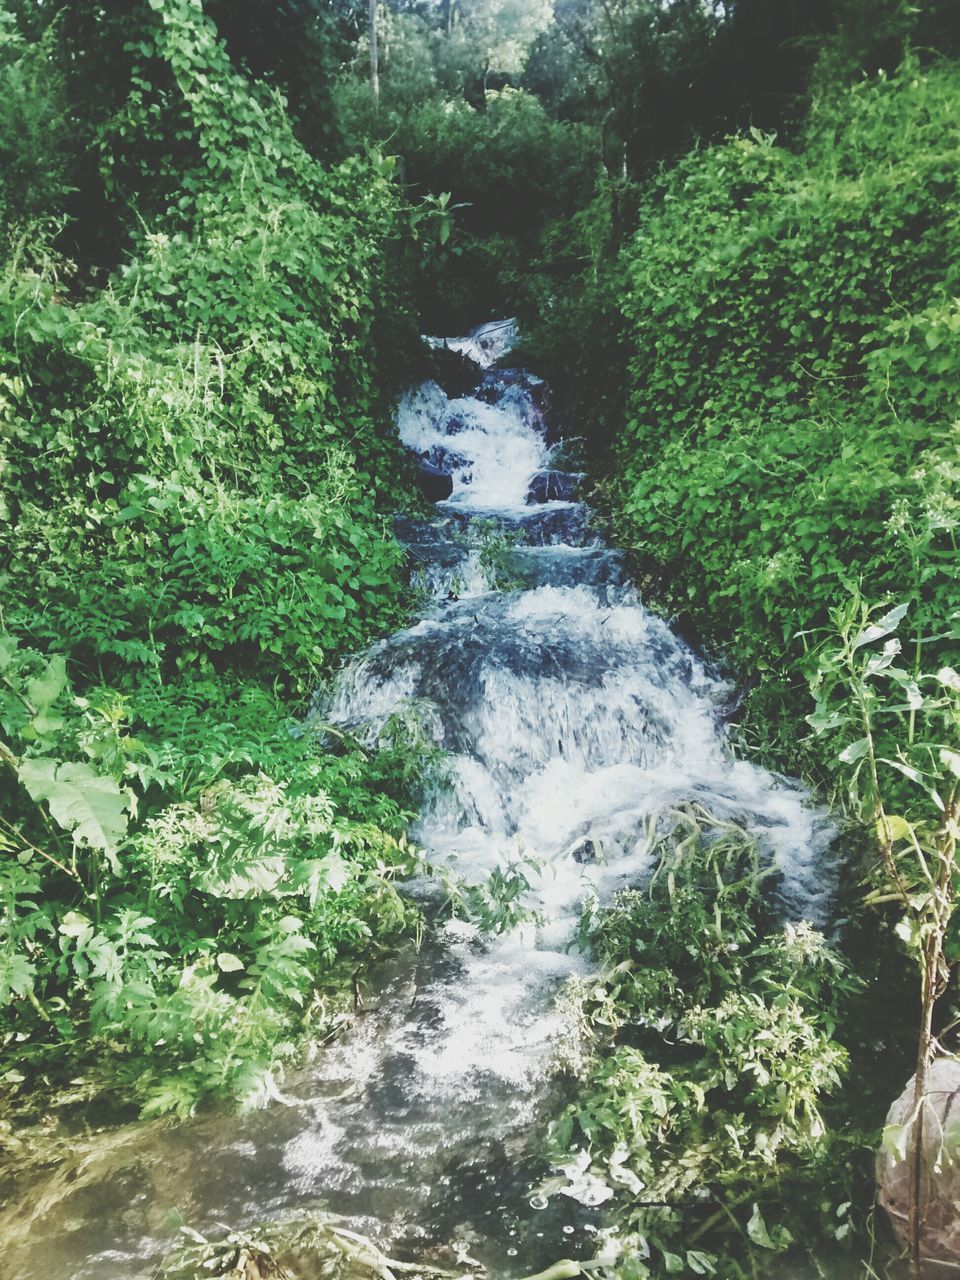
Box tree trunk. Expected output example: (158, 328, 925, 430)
(369, 0, 379, 103)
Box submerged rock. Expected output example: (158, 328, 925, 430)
(416, 460, 454, 503)
(421, 444, 471, 477)
(568, 838, 598, 864)
(526, 471, 582, 504)
(877, 1057, 960, 1268)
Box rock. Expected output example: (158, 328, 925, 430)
(420, 342, 483, 398)
(476, 368, 555, 436)
(416, 460, 453, 503)
(526, 470, 582, 504)
(422, 444, 471, 479)
(877, 1057, 960, 1267)
(476, 367, 545, 404)
(569, 838, 598, 864)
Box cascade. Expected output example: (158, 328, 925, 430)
(1, 322, 833, 1280)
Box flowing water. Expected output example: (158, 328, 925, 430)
(1, 321, 834, 1280)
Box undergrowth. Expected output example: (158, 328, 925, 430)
(549, 808, 863, 1278)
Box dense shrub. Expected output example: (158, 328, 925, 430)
(338, 80, 600, 328)
(553, 816, 856, 1277)
(0, 637, 422, 1116)
(609, 63, 960, 771)
(1, 0, 416, 686)
(0, 0, 425, 1113)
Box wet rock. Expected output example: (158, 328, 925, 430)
(422, 444, 471, 479)
(526, 470, 582, 504)
(476, 367, 546, 404)
(715, 675, 760, 724)
(569, 838, 598, 864)
(477, 369, 553, 436)
(877, 1057, 960, 1268)
(420, 342, 483, 398)
(416, 460, 454, 503)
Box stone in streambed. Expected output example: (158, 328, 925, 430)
(526, 470, 583, 504)
(569, 838, 598, 864)
(422, 444, 471, 478)
(416, 460, 453, 503)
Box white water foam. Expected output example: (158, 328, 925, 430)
(424, 318, 519, 369)
(325, 340, 836, 1146)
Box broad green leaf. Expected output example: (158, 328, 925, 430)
(26, 655, 67, 712)
(806, 707, 846, 735)
(18, 758, 130, 866)
(0, 634, 16, 672)
(853, 603, 909, 650)
(686, 1252, 717, 1276)
(0, 952, 36, 1002)
(747, 1203, 777, 1249)
(59, 911, 93, 940)
(839, 737, 869, 764)
(324, 851, 349, 894)
(877, 814, 913, 842)
(865, 639, 901, 676)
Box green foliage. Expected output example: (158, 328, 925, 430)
(605, 63, 960, 776)
(1, 0, 418, 687)
(0, 0, 429, 1113)
(0, 11, 68, 236)
(337, 75, 600, 328)
(0, 633, 423, 1116)
(548, 812, 858, 1277)
(807, 594, 959, 1220)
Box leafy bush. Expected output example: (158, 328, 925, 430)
(549, 813, 857, 1277)
(606, 63, 960, 774)
(0, 633, 422, 1116)
(0, 0, 427, 1113)
(0, 12, 68, 236)
(2, 0, 419, 686)
(338, 81, 600, 328)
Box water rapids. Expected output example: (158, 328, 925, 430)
(1, 320, 834, 1280)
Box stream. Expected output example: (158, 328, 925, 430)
(1, 321, 834, 1280)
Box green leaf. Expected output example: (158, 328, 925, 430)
(806, 706, 846, 735)
(877, 814, 913, 842)
(26, 655, 67, 712)
(839, 737, 869, 764)
(853, 603, 909, 650)
(18, 758, 130, 866)
(686, 1251, 717, 1275)
(0, 634, 16, 672)
(746, 1203, 777, 1249)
